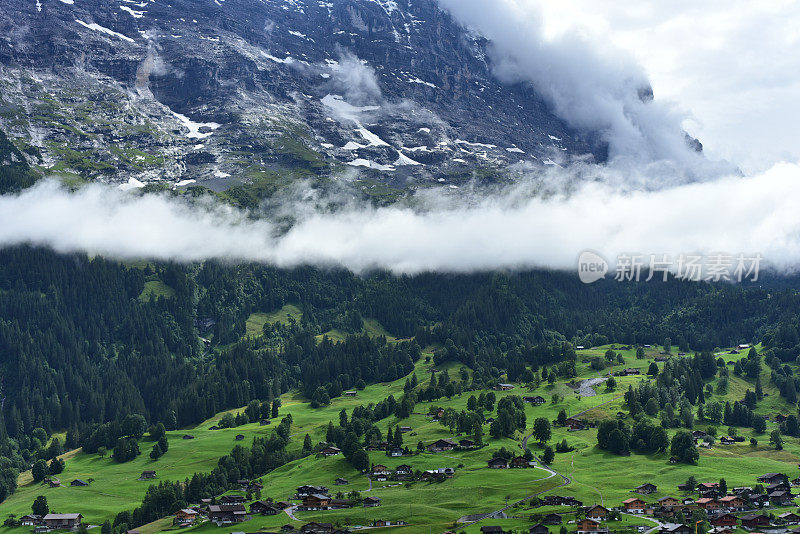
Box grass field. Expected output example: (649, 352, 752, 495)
(138, 280, 175, 302)
(3, 343, 799, 534)
(246, 304, 304, 336)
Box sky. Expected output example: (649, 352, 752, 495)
(530, 0, 800, 174)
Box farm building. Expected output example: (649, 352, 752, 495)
(427, 438, 458, 452)
(43, 514, 83, 530)
(635, 483, 657, 494)
(487, 457, 509, 469)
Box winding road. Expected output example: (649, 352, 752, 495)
(464, 392, 630, 528)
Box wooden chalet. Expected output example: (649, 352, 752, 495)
(622, 497, 646, 513)
(371, 464, 391, 476)
(660, 524, 692, 534)
(758, 473, 789, 485)
(741, 514, 770, 528)
(208, 504, 248, 525)
(174, 509, 198, 525)
(695, 498, 719, 511)
(769, 489, 794, 505)
(709, 514, 738, 528)
(697, 482, 720, 496)
(543, 513, 562, 524)
(43, 514, 83, 530)
(329, 499, 352, 509)
(767, 481, 790, 492)
(427, 438, 458, 452)
(20, 516, 43, 527)
(717, 495, 745, 510)
(363, 497, 382, 507)
(510, 456, 531, 468)
(542, 495, 582, 506)
(487, 457, 509, 469)
(302, 494, 331, 510)
(70, 479, 89, 487)
(321, 446, 341, 457)
(251, 501, 281, 515)
(139, 470, 156, 480)
(300, 522, 334, 534)
(780, 512, 800, 525)
(634, 483, 657, 494)
(565, 418, 587, 431)
(524, 396, 546, 405)
(296, 485, 329, 497)
(495, 384, 515, 391)
(585, 505, 609, 520)
(395, 464, 413, 476)
(576, 519, 607, 534)
(528, 524, 548, 534)
(658, 496, 681, 508)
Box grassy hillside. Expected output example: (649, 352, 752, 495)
(246, 304, 304, 336)
(138, 280, 176, 302)
(3, 344, 799, 534)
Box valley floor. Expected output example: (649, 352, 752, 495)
(3, 345, 798, 534)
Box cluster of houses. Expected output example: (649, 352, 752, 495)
(521, 473, 799, 534)
(620, 473, 799, 533)
(296, 485, 381, 511)
(690, 430, 745, 449)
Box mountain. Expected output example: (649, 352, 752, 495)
(0, 0, 603, 199)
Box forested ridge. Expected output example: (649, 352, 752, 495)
(3, 245, 800, 501)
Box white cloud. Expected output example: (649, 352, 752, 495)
(468, 0, 800, 174)
(2, 164, 800, 274)
(436, 0, 715, 179)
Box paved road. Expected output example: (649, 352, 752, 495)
(465, 392, 633, 528)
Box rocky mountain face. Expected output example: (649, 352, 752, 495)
(0, 0, 602, 200)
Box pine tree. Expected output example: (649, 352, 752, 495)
(473, 421, 484, 446)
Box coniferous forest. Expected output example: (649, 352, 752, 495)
(3, 245, 800, 501)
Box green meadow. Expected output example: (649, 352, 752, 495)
(3, 336, 799, 534)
